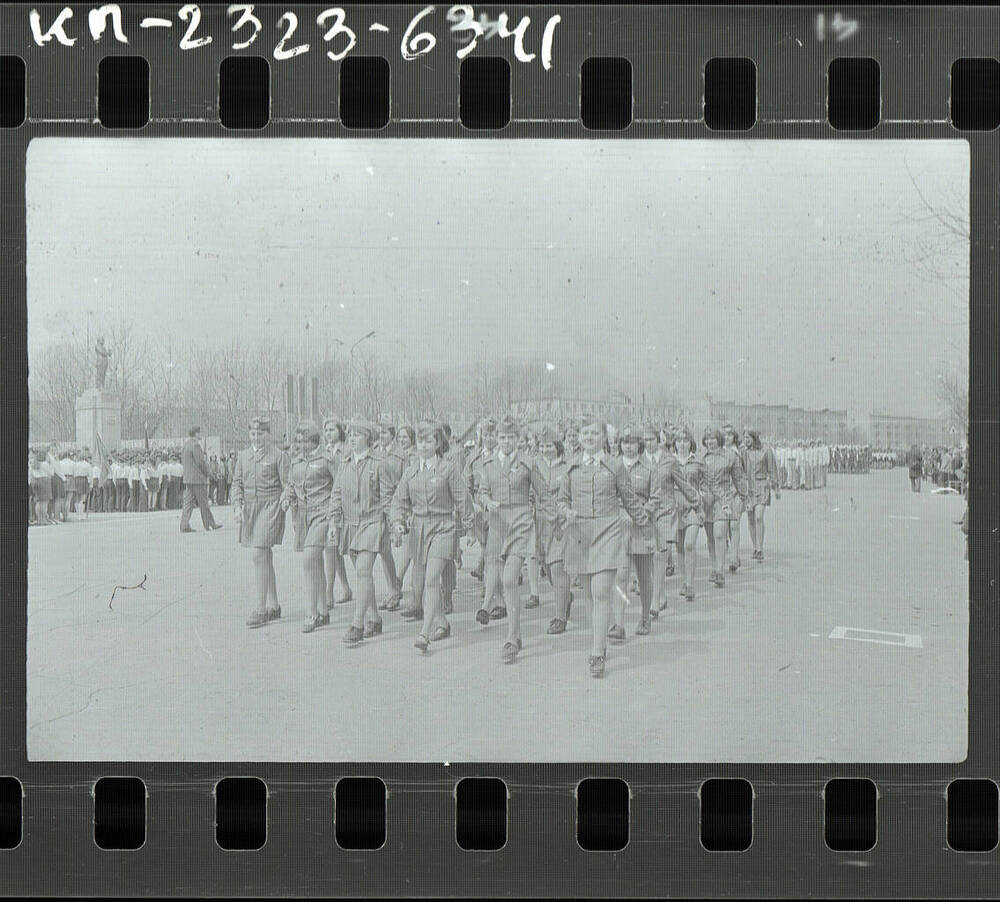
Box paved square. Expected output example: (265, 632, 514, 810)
(26, 470, 967, 761)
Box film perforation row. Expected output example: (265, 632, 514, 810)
(0, 54, 998, 130)
(0, 775, 995, 853)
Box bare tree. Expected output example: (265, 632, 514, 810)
(28, 338, 89, 440)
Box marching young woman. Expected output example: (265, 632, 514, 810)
(722, 424, 749, 574)
(557, 417, 650, 678)
(232, 417, 290, 629)
(522, 427, 543, 611)
(670, 427, 706, 601)
(373, 423, 405, 611)
(700, 426, 750, 588)
(609, 425, 662, 640)
(642, 424, 673, 615)
(742, 429, 780, 562)
(563, 421, 582, 462)
(322, 418, 354, 607)
(389, 421, 475, 653)
(464, 418, 498, 588)
(280, 422, 337, 632)
(387, 425, 417, 601)
(473, 415, 558, 664)
(328, 420, 399, 645)
(532, 426, 574, 635)
(439, 422, 464, 616)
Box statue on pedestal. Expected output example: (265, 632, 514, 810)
(93, 336, 111, 390)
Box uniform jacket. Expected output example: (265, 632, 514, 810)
(650, 454, 699, 518)
(328, 451, 398, 527)
(230, 444, 290, 505)
(475, 450, 559, 521)
(746, 446, 779, 488)
(700, 447, 749, 500)
(283, 448, 337, 513)
(557, 453, 650, 523)
(390, 454, 475, 530)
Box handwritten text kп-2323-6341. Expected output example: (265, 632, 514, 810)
(28, 4, 563, 69)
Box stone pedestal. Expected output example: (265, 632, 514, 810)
(75, 389, 121, 453)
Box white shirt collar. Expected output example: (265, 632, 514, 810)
(623, 455, 638, 468)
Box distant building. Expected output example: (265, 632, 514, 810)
(510, 396, 687, 427)
(703, 400, 850, 443)
(868, 413, 956, 449)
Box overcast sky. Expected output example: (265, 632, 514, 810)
(27, 138, 968, 418)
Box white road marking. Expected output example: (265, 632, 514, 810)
(829, 627, 922, 648)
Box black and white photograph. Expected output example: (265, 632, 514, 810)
(25, 137, 970, 762)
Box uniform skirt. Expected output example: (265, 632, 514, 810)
(676, 500, 705, 531)
(625, 515, 658, 556)
(485, 503, 534, 562)
(408, 513, 458, 566)
(239, 497, 286, 548)
(564, 514, 628, 575)
(702, 491, 733, 524)
(73, 475, 89, 494)
(32, 477, 53, 503)
(536, 515, 567, 566)
(51, 474, 65, 499)
(294, 507, 330, 552)
(751, 482, 772, 507)
(654, 509, 679, 550)
(730, 494, 745, 520)
(339, 518, 386, 556)
(146, 476, 159, 494)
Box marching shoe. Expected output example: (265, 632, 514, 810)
(489, 606, 507, 621)
(547, 618, 567, 635)
(363, 619, 383, 639)
(414, 633, 429, 653)
(501, 637, 522, 664)
(525, 594, 540, 609)
(475, 608, 491, 626)
(607, 624, 626, 642)
(343, 625, 364, 644)
(636, 618, 651, 636)
(430, 623, 451, 641)
(588, 654, 606, 678)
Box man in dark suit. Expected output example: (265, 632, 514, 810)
(180, 425, 222, 532)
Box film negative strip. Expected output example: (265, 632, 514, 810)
(1, 2, 997, 897)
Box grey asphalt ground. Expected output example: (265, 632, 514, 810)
(26, 470, 968, 762)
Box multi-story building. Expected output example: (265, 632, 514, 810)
(868, 413, 956, 449)
(510, 396, 688, 428)
(703, 400, 850, 443)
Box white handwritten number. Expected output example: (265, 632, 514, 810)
(227, 4, 262, 50)
(317, 8, 357, 62)
(274, 11, 310, 59)
(29, 7, 77, 46)
(401, 5, 437, 61)
(540, 14, 560, 71)
(496, 12, 533, 63)
(178, 4, 212, 49)
(446, 5, 483, 59)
